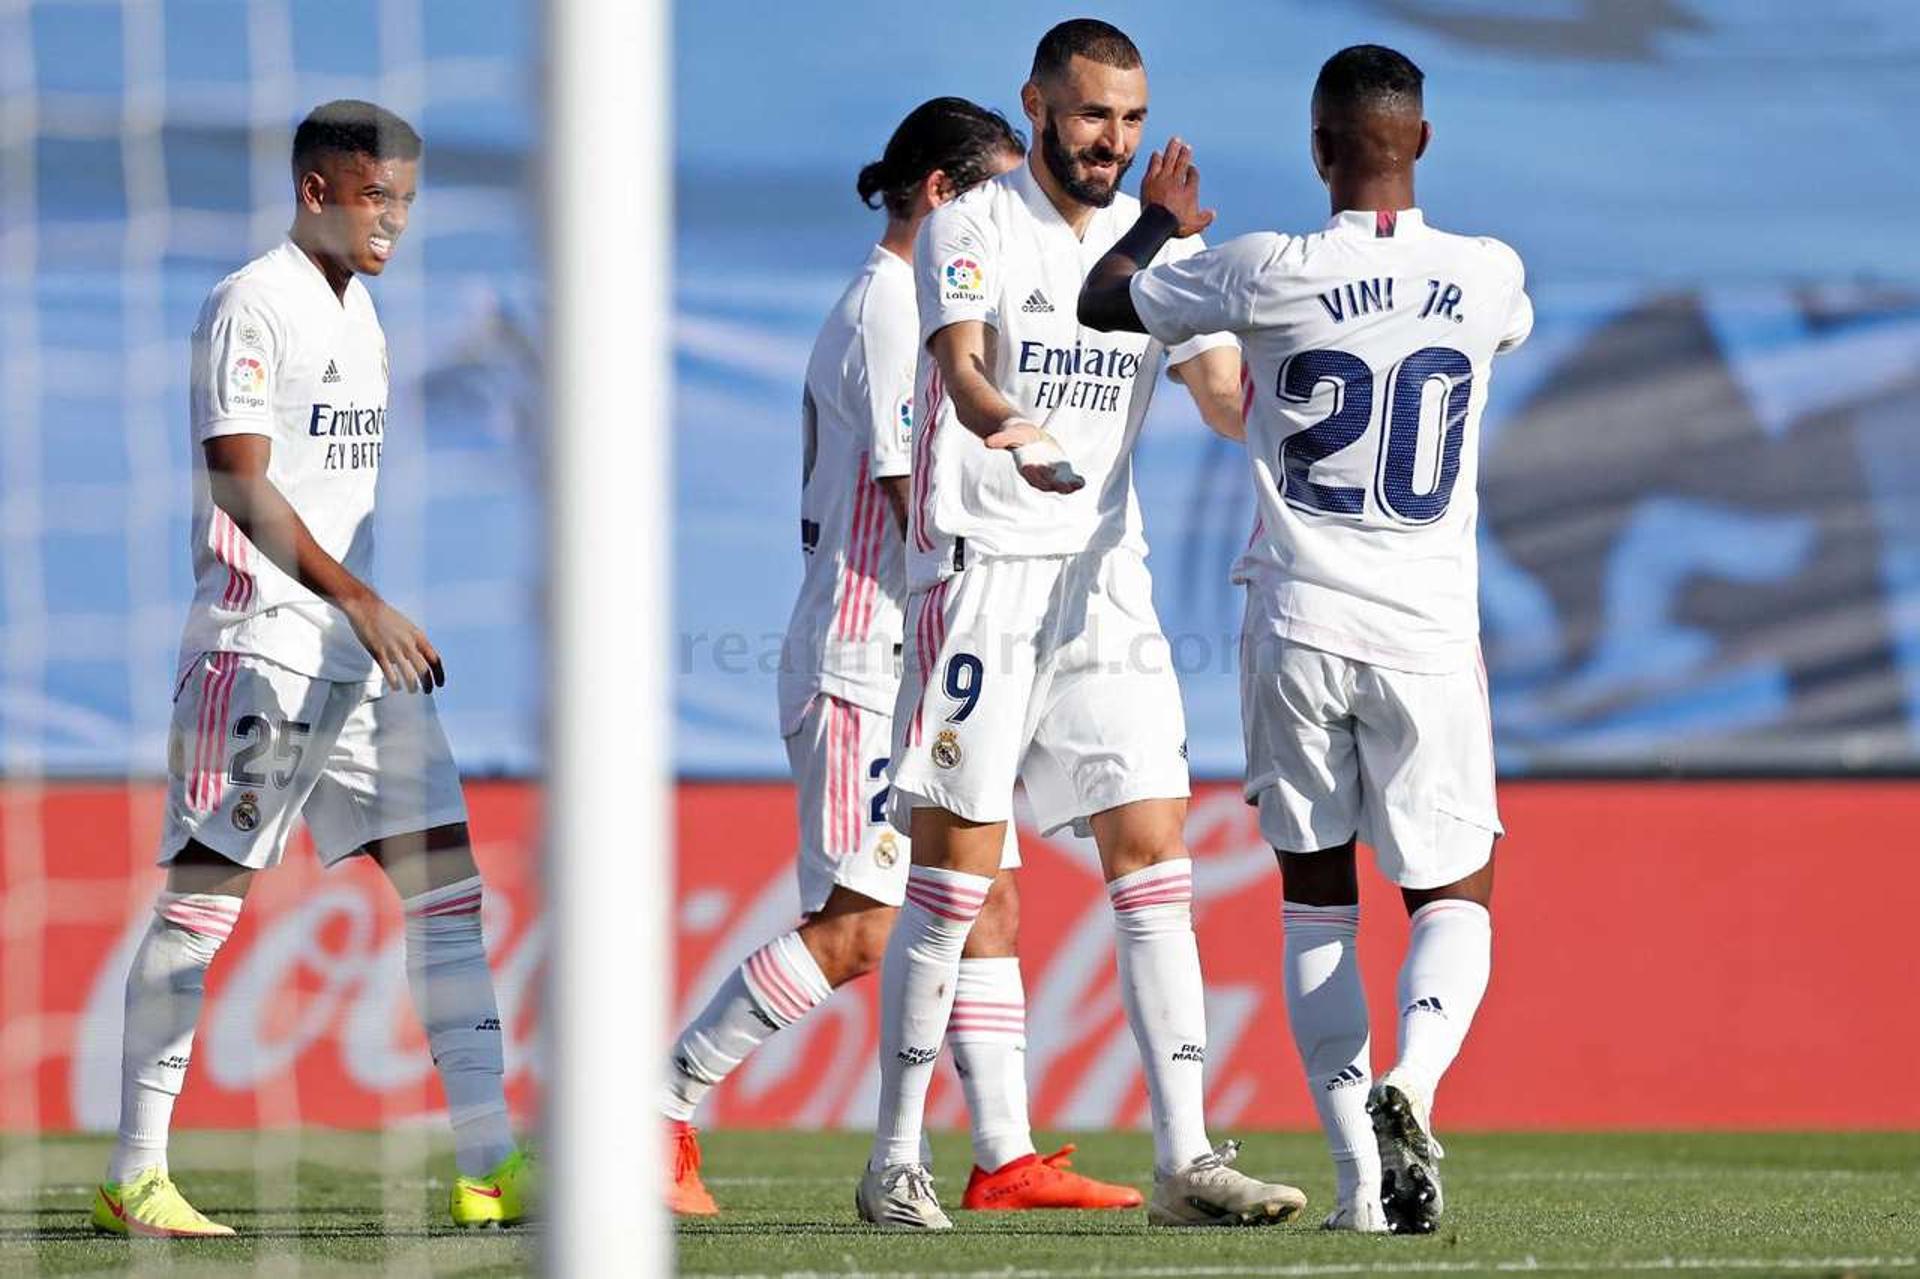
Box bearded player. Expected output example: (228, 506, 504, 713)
(663, 97, 1139, 1218)
(856, 21, 1307, 1230)
(92, 101, 531, 1237)
(1080, 45, 1534, 1234)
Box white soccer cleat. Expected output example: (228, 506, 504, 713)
(855, 1162, 952, 1231)
(1369, 1069, 1446, 1234)
(1321, 1195, 1389, 1233)
(1147, 1141, 1308, 1227)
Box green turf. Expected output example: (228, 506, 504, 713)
(0, 1131, 533, 1276)
(678, 1129, 1920, 1277)
(2, 1130, 1916, 1276)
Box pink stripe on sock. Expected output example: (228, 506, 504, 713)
(903, 888, 982, 924)
(906, 880, 988, 908)
(160, 901, 238, 940)
(415, 894, 483, 918)
(747, 947, 812, 1024)
(1110, 877, 1192, 912)
(744, 950, 802, 1023)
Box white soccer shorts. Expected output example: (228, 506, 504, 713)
(1240, 620, 1502, 890)
(159, 651, 468, 870)
(785, 692, 1016, 912)
(889, 548, 1190, 838)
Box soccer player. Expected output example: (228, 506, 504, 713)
(1078, 45, 1534, 1234)
(857, 20, 1308, 1231)
(663, 98, 1140, 1218)
(91, 101, 532, 1237)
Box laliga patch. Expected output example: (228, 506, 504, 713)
(227, 355, 268, 410)
(932, 729, 962, 769)
(942, 255, 986, 303)
(895, 396, 913, 448)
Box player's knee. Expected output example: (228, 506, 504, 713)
(802, 906, 894, 982)
(965, 876, 1020, 956)
(1279, 839, 1359, 906)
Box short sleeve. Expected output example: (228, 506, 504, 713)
(190, 286, 280, 442)
(1482, 238, 1534, 354)
(857, 272, 918, 480)
(915, 192, 999, 345)
(1131, 232, 1282, 356)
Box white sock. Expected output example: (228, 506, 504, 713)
(869, 864, 991, 1170)
(108, 891, 241, 1184)
(949, 956, 1037, 1172)
(1107, 860, 1213, 1175)
(663, 930, 833, 1122)
(404, 877, 515, 1177)
(1281, 901, 1378, 1206)
(1392, 899, 1493, 1101)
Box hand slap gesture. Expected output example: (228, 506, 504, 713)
(1140, 137, 1215, 238)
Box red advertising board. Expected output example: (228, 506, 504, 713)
(2, 780, 1916, 1132)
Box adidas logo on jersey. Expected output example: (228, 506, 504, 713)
(1406, 995, 1448, 1019)
(321, 359, 342, 384)
(1020, 289, 1054, 313)
(1325, 1064, 1366, 1091)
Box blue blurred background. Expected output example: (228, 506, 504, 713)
(6, 0, 1920, 777)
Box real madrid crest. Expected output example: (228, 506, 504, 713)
(875, 831, 899, 868)
(931, 729, 962, 769)
(232, 790, 262, 832)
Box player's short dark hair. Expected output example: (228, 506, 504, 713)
(1313, 44, 1424, 112)
(1030, 18, 1142, 84)
(291, 99, 423, 174)
(857, 97, 1025, 220)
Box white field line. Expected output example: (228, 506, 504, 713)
(700, 1259, 1918, 1279)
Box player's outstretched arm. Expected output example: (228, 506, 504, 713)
(928, 321, 1083, 494)
(1079, 138, 1214, 333)
(203, 435, 444, 692)
(1169, 346, 1247, 442)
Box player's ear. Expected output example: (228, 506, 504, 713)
(1019, 79, 1045, 130)
(1415, 120, 1432, 161)
(297, 168, 327, 215)
(1309, 126, 1332, 184)
(923, 168, 954, 212)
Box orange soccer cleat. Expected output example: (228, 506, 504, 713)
(961, 1144, 1145, 1211)
(668, 1120, 719, 1217)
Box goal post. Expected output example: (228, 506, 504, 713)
(543, 0, 673, 1273)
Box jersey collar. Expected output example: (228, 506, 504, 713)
(1326, 208, 1427, 240)
(1013, 157, 1085, 239)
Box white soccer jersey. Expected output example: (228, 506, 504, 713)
(777, 246, 918, 731)
(908, 159, 1231, 583)
(1131, 208, 1533, 673)
(178, 239, 390, 683)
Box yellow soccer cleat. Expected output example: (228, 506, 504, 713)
(91, 1169, 235, 1238)
(450, 1148, 537, 1228)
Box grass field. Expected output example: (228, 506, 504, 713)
(3, 1129, 1917, 1276)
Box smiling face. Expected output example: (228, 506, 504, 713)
(297, 150, 418, 281)
(1024, 54, 1148, 209)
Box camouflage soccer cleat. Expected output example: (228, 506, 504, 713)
(1147, 1141, 1308, 1227)
(1369, 1070, 1446, 1235)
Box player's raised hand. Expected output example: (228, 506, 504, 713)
(984, 417, 1086, 494)
(344, 594, 446, 693)
(1140, 137, 1215, 238)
